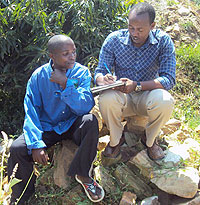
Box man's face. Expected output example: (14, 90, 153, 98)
(128, 12, 155, 48)
(50, 40, 76, 71)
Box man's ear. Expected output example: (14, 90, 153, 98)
(49, 53, 53, 60)
(150, 22, 156, 30)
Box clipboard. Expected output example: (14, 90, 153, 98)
(91, 80, 125, 94)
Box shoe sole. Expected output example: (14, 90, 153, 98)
(75, 175, 105, 203)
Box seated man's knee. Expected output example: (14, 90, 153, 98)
(90, 114, 98, 128)
(82, 114, 99, 142)
(10, 138, 27, 156)
(83, 113, 98, 129)
(99, 90, 125, 108)
(147, 89, 174, 112)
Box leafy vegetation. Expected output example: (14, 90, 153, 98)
(0, 131, 21, 204)
(180, 21, 195, 32)
(166, 0, 179, 6)
(173, 43, 200, 128)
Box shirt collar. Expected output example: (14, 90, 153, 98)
(48, 59, 77, 78)
(49, 59, 54, 71)
(148, 30, 158, 45)
(121, 29, 158, 48)
(121, 31, 131, 46)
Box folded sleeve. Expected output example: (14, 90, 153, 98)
(157, 35, 176, 90)
(23, 75, 46, 154)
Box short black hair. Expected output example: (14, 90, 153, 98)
(48, 34, 73, 53)
(129, 2, 156, 24)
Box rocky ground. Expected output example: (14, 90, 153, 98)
(148, 0, 200, 47)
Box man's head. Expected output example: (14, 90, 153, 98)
(128, 2, 156, 47)
(48, 35, 76, 71)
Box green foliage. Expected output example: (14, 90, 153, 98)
(0, 0, 57, 134)
(175, 43, 200, 90)
(0, 131, 22, 204)
(62, 0, 128, 64)
(180, 21, 195, 32)
(166, 0, 179, 6)
(176, 43, 200, 76)
(173, 43, 200, 127)
(0, 0, 141, 135)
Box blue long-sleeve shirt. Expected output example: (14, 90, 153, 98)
(95, 29, 176, 90)
(23, 61, 94, 154)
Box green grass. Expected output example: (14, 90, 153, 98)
(166, 0, 179, 6)
(173, 42, 200, 130)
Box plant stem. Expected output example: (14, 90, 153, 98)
(16, 170, 34, 205)
(0, 144, 7, 198)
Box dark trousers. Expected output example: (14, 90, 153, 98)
(8, 114, 99, 204)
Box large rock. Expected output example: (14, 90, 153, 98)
(90, 103, 103, 132)
(128, 146, 200, 199)
(94, 165, 118, 194)
(124, 132, 141, 148)
(178, 7, 190, 16)
(186, 192, 200, 205)
(90, 96, 109, 137)
(119, 191, 137, 205)
(139, 196, 160, 205)
(151, 167, 199, 198)
(113, 164, 153, 200)
(127, 150, 157, 179)
(129, 146, 191, 179)
(125, 115, 148, 135)
(53, 140, 78, 190)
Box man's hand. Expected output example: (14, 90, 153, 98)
(32, 148, 49, 166)
(50, 69, 68, 89)
(114, 78, 136, 93)
(104, 74, 117, 84)
(96, 74, 117, 85)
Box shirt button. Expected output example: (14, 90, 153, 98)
(62, 111, 65, 114)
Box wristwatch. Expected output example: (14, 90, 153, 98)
(135, 82, 142, 92)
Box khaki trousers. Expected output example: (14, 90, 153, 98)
(98, 89, 174, 147)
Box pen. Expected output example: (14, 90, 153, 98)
(104, 63, 112, 75)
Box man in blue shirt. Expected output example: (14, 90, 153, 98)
(8, 35, 104, 204)
(95, 2, 176, 161)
